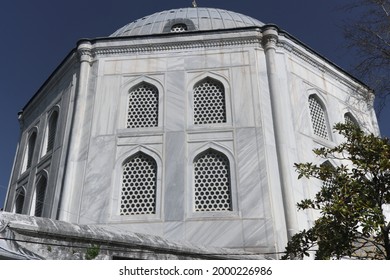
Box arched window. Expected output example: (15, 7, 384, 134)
(46, 110, 59, 153)
(14, 187, 25, 214)
(193, 149, 232, 212)
(120, 152, 157, 215)
(127, 83, 159, 128)
(321, 161, 335, 189)
(193, 78, 226, 125)
(34, 174, 47, 217)
(308, 95, 329, 140)
(171, 23, 188, 32)
(23, 131, 37, 171)
(344, 112, 359, 127)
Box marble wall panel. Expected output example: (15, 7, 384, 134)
(184, 52, 228, 70)
(114, 222, 164, 237)
(187, 131, 233, 142)
(163, 222, 185, 242)
(242, 219, 272, 248)
(79, 135, 116, 224)
(231, 67, 255, 128)
(103, 59, 122, 75)
(229, 50, 250, 67)
(235, 128, 264, 219)
(91, 76, 121, 136)
(166, 56, 185, 71)
(164, 132, 186, 222)
(185, 220, 244, 248)
(165, 71, 187, 131)
(121, 57, 169, 74)
(254, 128, 272, 214)
(117, 135, 164, 146)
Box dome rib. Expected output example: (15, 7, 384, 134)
(110, 7, 264, 37)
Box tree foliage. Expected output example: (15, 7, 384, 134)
(283, 123, 390, 259)
(343, 0, 390, 108)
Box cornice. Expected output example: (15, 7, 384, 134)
(91, 36, 262, 57)
(277, 38, 371, 95)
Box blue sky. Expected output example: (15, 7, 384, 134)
(1, 0, 389, 208)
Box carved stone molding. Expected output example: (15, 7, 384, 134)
(92, 37, 262, 57)
(277, 39, 370, 94)
(77, 41, 93, 63)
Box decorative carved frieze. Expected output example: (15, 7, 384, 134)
(92, 37, 262, 57)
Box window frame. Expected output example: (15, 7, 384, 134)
(187, 143, 238, 219)
(119, 151, 158, 216)
(119, 76, 164, 132)
(21, 128, 38, 173)
(193, 148, 233, 212)
(42, 107, 60, 156)
(14, 186, 26, 214)
(30, 171, 48, 217)
(187, 72, 232, 129)
(126, 82, 159, 129)
(110, 146, 163, 222)
(344, 112, 359, 127)
(308, 94, 332, 142)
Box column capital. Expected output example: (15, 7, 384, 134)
(262, 24, 279, 50)
(77, 40, 92, 63)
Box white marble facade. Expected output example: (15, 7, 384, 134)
(4, 7, 379, 257)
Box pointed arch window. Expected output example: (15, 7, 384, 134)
(193, 78, 226, 125)
(344, 112, 359, 127)
(34, 174, 47, 217)
(14, 187, 25, 214)
(22, 131, 37, 172)
(308, 95, 329, 140)
(193, 149, 232, 212)
(127, 83, 159, 128)
(45, 110, 59, 153)
(120, 152, 157, 215)
(321, 161, 335, 189)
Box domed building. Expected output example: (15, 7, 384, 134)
(1, 6, 379, 259)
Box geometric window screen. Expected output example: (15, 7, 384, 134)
(127, 83, 158, 128)
(193, 78, 226, 125)
(193, 149, 232, 212)
(321, 161, 335, 189)
(34, 175, 47, 217)
(46, 111, 59, 153)
(171, 23, 188, 32)
(120, 152, 157, 216)
(308, 96, 329, 140)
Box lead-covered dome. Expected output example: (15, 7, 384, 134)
(111, 7, 264, 37)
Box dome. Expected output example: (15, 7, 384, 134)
(110, 7, 264, 37)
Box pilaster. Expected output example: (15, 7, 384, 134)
(262, 25, 299, 243)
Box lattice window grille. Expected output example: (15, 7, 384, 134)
(193, 79, 226, 125)
(127, 83, 158, 128)
(15, 188, 25, 214)
(322, 178, 334, 189)
(46, 111, 58, 153)
(171, 24, 188, 32)
(321, 162, 335, 189)
(308, 96, 329, 139)
(34, 176, 47, 217)
(194, 150, 232, 212)
(120, 153, 157, 215)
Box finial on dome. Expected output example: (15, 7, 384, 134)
(192, 0, 197, 8)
